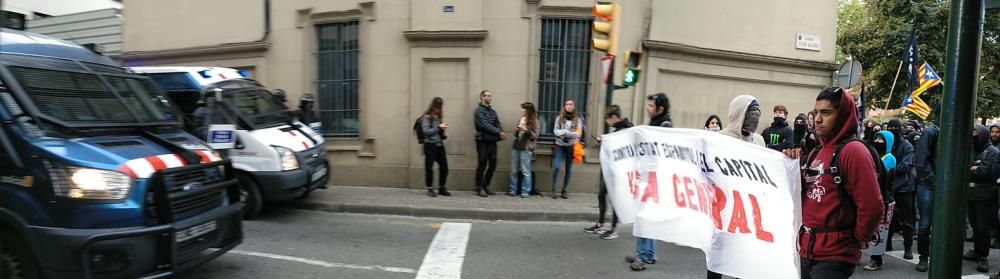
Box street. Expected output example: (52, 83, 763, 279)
(180, 208, 996, 279)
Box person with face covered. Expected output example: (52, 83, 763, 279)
(964, 125, 1000, 273)
(884, 119, 916, 259)
(762, 105, 795, 151)
(704, 115, 722, 132)
(794, 113, 808, 148)
(862, 131, 898, 271)
(706, 95, 764, 279)
(720, 95, 765, 146)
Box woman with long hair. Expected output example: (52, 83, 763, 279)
(551, 99, 584, 199)
(508, 102, 539, 198)
(704, 115, 722, 132)
(420, 97, 450, 197)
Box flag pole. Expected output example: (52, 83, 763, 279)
(884, 60, 905, 112)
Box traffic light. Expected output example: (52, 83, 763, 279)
(622, 51, 643, 86)
(591, 2, 621, 55)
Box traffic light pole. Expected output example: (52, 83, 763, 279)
(603, 56, 616, 134)
(930, 0, 984, 277)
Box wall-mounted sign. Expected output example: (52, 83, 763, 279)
(795, 33, 821, 51)
(443, 5, 454, 13)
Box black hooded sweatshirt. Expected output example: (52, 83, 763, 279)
(914, 124, 939, 188)
(762, 116, 794, 151)
(793, 114, 808, 148)
(969, 125, 1000, 200)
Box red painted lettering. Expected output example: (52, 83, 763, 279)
(749, 194, 775, 243)
(673, 174, 685, 207)
(727, 190, 750, 234)
(696, 182, 710, 216)
(628, 171, 640, 199)
(684, 177, 698, 211)
(641, 171, 659, 203)
(712, 184, 726, 230)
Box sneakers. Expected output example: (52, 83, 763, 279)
(625, 255, 654, 271)
(600, 230, 619, 240)
(438, 188, 451, 196)
(560, 193, 569, 199)
(584, 224, 603, 234)
(979, 257, 990, 273)
(505, 192, 517, 196)
(862, 259, 882, 271)
(965, 250, 980, 261)
(624, 255, 655, 264)
(916, 257, 928, 272)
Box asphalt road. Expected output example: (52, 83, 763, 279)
(179, 208, 999, 279)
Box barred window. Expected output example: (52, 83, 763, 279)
(538, 18, 591, 139)
(316, 21, 360, 138)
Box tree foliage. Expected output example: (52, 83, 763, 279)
(838, 0, 1000, 120)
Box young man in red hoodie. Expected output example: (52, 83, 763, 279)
(784, 87, 884, 278)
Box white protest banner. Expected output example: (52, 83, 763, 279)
(601, 126, 802, 279)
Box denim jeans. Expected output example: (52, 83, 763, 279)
(916, 184, 934, 258)
(551, 145, 574, 194)
(636, 237, 657, 263)
(508, 149, 533, 197)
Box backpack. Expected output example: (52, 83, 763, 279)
(414, 115, 426, 144)
(803, 138, 893, 239)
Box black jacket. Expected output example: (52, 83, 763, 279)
(762, 118, 794, 151)
(969, 125, 1000, 200)
(649, 113, 672, 128)
(890, 131, 915, 192)
(474, 103, 502, 142)
(914, 125, 939, 187)
(613, 118, 634, 132)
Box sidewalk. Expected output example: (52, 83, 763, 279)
(276, 186, 601, 222)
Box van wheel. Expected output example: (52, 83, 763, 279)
(0, 228, 38, 279)
(236, 174, 264, 220)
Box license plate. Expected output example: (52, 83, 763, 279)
(311, 165, 327, 182)
(176, 221, 217, 242)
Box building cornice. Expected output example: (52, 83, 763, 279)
(536, 5, 592, 18)
(121, 41, 269, 60)
(403, 30, 488, 47)
(643, 40, 838, 71)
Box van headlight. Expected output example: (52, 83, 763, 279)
(45, 163, 133, 200)
(274, 146, 299, 171)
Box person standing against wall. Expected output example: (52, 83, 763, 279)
(420, 97, 450, 197)
(508, 102, 539, 198)
(551, 99, 584, 199)
(474, 90, 505, 198)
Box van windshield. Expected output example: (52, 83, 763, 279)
(7, 66, 178, 127)
(224, 89, 291, 128)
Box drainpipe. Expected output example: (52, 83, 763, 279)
(257, 0, 271, 42)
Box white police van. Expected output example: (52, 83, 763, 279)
(130, 66, 328, 219)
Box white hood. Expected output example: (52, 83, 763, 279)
(250, 121, 324, 152)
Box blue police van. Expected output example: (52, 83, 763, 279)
(0, 29, 243, 278)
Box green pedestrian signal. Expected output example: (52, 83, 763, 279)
(623, 67, 641, 86)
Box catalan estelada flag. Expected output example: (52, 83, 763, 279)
(911, 62, 942, 97)
(902, 93, 932, 119)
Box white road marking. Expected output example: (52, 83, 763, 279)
(415, 222, 472, 279)
(227, 249, 416, 274)
(883, 250, 919, 265)
(962, 275, 989, 279)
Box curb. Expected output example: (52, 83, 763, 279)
(276, 200, 599, 222)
